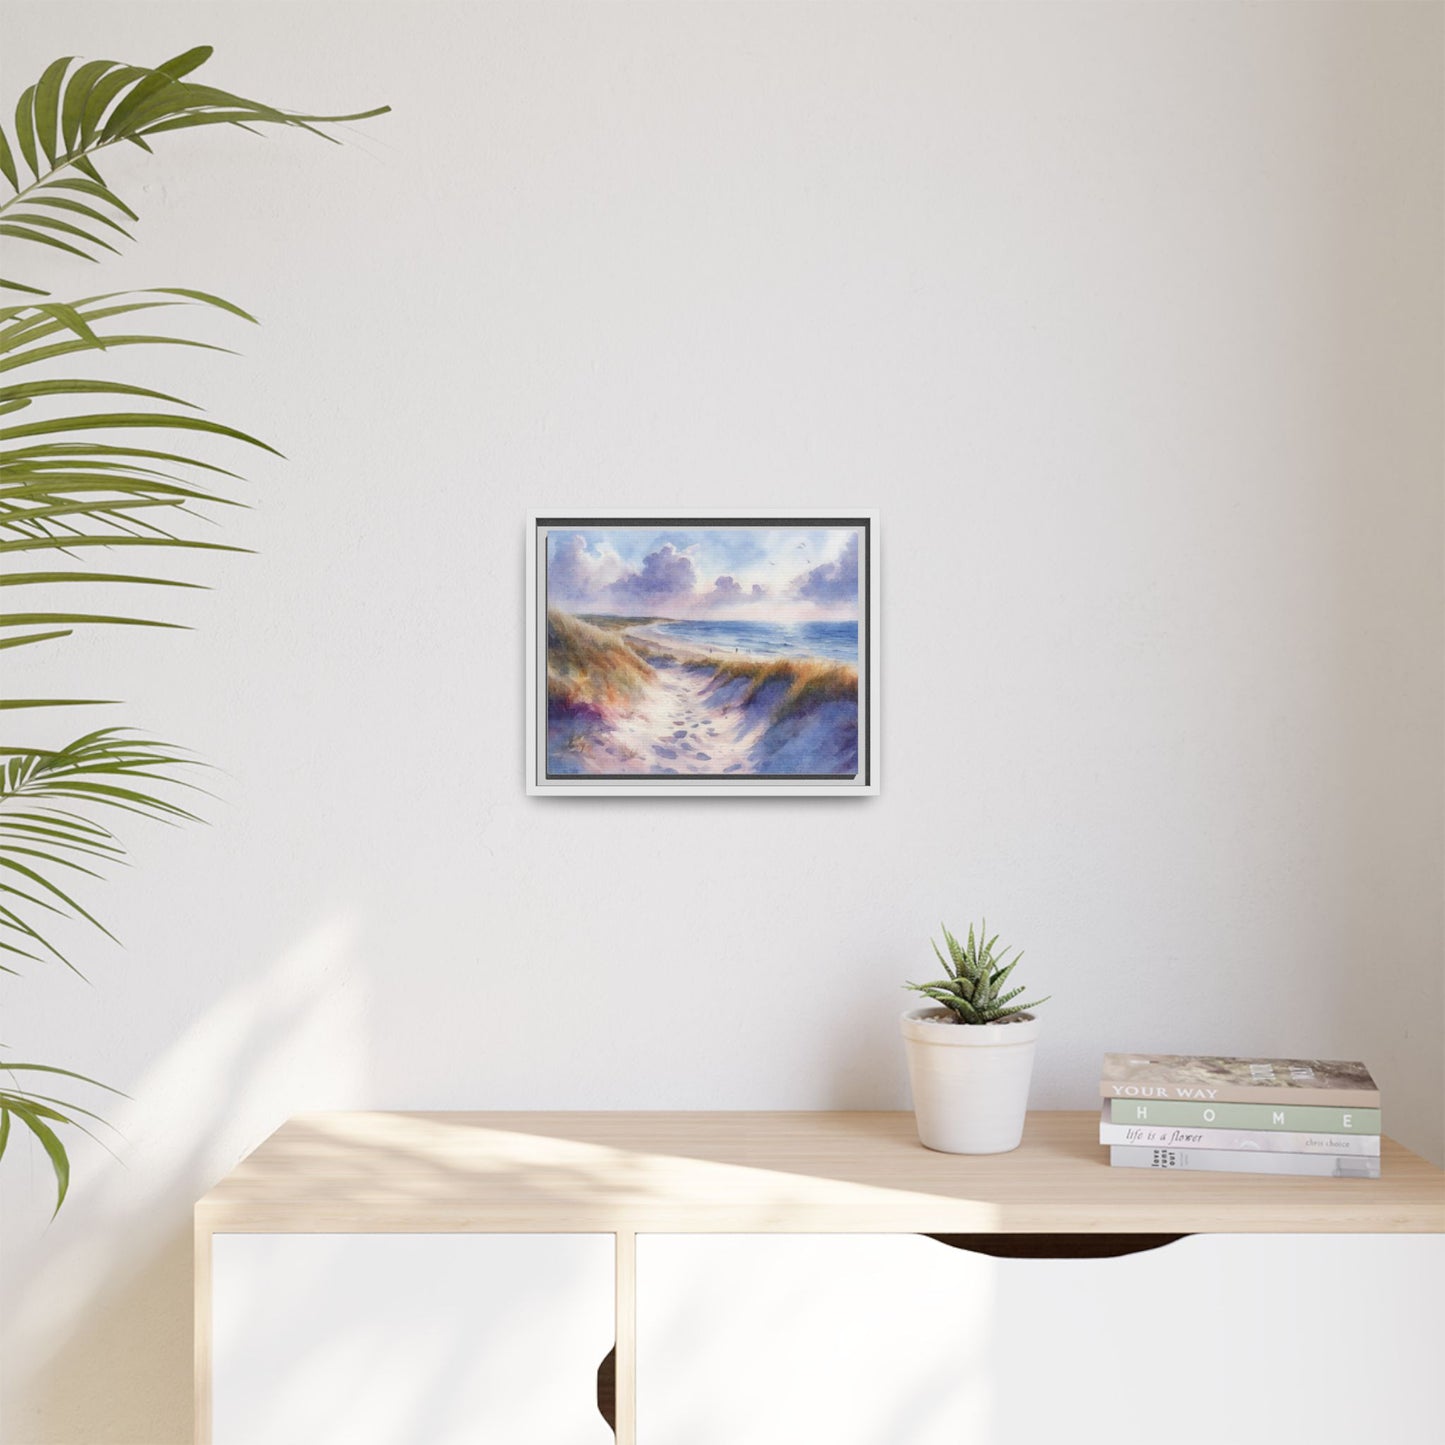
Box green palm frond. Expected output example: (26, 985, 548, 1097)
(906, 920, 1051, 1025)
(0, 43, 385, 1213)
(0, 729, 201, 975)
(0, 288, 267, 716)
(0, 47, 388, 294)
(0, 1060, 125, 1214)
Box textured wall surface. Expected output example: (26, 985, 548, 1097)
(2, 3, 1441, 1441)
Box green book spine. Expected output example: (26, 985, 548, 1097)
(1108, 1098, 1381, 1133)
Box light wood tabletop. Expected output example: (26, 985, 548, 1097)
(194, 1110, 1445, 1443)
(195, 1109, 1445, 1235)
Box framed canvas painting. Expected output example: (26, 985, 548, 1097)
(526, 514, 878, 795)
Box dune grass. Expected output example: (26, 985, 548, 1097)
(575, 613, 667, 633)
(548, 607, 857, 731)
(546, 608, 654, 714)
(700, 654, 858, 724)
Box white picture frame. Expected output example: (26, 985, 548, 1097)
(526, 512, 879, 796)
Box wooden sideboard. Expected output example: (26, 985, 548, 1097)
(195, 1110, 1445, 1444)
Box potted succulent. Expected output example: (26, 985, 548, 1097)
(901, 922, 1050, 1154)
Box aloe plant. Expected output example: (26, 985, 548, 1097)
(0, 46, 386, 1211)
(906, 922, 1050, 1025)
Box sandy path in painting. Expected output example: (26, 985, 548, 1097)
(602, 658, 753, 775)
(546, 614, 857, 776)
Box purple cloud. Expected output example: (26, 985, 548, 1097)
(605, 543, 700, 606)
(700, 574, 763, 610)
(548, 533, 623, 606)
(792, 532, 859, 604)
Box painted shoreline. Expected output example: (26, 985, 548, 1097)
(625, 622, 773, 665)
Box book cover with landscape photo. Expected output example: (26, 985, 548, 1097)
(1100, 1054, 1379, 1107)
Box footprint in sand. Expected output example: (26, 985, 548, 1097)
(693, 752, 711, 761)
(673, 730, 688, 740)
(724, 763, 743, 773)
(654, 745, 678, 759)
(651, 765, 678, 774)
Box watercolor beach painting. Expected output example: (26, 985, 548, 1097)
(527, 516, 876, 794)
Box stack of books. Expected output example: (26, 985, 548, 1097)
(1099, 1053, 1381, 1178)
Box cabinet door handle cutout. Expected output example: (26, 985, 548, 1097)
(925, 1233, 1189, 1260)
(596, 1344, 616, 1434)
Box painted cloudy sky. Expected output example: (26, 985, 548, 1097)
(547, 525, 862, 621)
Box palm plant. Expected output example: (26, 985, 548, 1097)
(906, 922, 1050, 1025)
(0, 46, 385, 1210)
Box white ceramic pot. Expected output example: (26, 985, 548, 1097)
(900, 1006, 1041, 1154)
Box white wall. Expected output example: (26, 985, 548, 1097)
(2, 2, 1441, 1440)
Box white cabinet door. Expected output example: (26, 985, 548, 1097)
(636, 1233, 1444, 1445)
(213, 1233, 615, 1445)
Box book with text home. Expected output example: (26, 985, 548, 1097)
(1099, 1054, 1378, 1107)
(1108, 1099, 1380, 1133)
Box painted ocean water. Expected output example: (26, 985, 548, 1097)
(651, 618, 859, 664)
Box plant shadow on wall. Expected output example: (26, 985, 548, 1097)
(0, 49, 386, 1209)
(9, 916, 366, 1444)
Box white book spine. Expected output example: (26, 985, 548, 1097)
(1109, 1145, 1380, 1179)
(1098, 1117, 1380, 1156)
